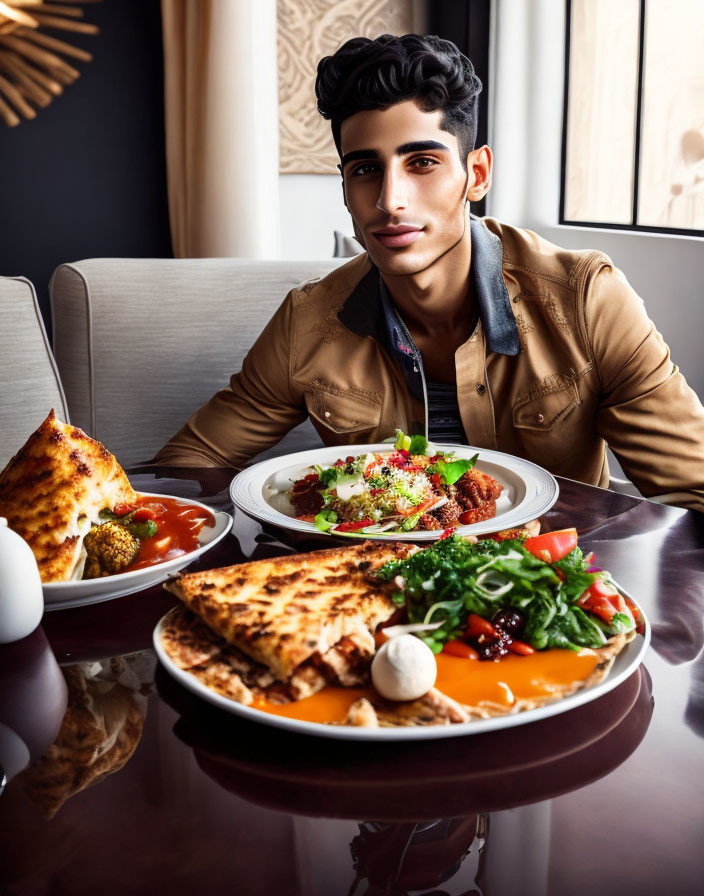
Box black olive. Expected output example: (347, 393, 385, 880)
(491, 609, 525, 636)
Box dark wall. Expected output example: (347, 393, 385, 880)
(428, 0, 491, 217)
(0, 0, 172, 338)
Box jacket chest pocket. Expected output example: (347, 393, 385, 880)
(306, 386, 382, 435)
(512, 380, 580, 432)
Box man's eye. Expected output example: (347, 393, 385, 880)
(411, 157, 437, 170)
(350, 163, 381, 176)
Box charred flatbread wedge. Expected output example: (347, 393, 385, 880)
(0, 410, 137, 582)
(163, 542, 415, 699)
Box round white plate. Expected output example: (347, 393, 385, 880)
(153, 599, 650, 742)
(43, 493, 232, 611)
(230, 443, 559, 541)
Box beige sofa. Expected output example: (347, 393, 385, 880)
(49, 258, 345, 467)
(0, 275, 69, 469)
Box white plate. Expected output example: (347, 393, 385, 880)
(230, 443, 559, 541)
(43, 493, 232, 611)
(153, 598, 650, 742)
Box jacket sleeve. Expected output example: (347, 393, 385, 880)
(585, 262, 704, 511)
(154, 291, 307, 468)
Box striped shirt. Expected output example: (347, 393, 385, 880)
(427, 380, 467, 445)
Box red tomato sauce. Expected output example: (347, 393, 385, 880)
(123, 496, 215, 572)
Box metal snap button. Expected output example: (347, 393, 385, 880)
(476, 383, 486, 395)
(536, 413, 545, 423)
(324, 411, 331, 418)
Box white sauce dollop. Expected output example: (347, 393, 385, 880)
(371, 634, 437, 701)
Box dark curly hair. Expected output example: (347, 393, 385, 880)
(315, 33, 482, 161)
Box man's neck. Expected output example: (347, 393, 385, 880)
(380, 223, 474, 340)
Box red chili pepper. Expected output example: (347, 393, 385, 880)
(333, 518, 375, 532)
(431, 473, 442, 486)
(370, 488, 386, 496)
(429, 455, 440, 462)
(464, 613, 496, 639)
(507, 640, 535, 656)
(439, 526, 457, 540)
(132, 507, 157, 522)
(442, 639, 479, 659)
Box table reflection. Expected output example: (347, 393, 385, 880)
(159, 663, 652, 820)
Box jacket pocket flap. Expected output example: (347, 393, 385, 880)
(306, 385, 382, 434)
(513, 381, 579, 431)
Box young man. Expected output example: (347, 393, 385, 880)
(156, 34, 704, 511)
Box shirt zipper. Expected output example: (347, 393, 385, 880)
(395, 314, 429, 440)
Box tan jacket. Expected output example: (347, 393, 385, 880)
(156, 218, 704, 511)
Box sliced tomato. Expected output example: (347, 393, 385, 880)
(442, 639, 479, 659)
(578, 580, 634, 626)
(464, 613, 495, 640)
(113, 503, 136, 517)
(333, 518, 375, 532)
(132, 507, 157, 522)
(623, 595, 645, 633)
(524, 528, 579, 563)
(507, 639, 535, 656)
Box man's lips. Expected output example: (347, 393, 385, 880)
(372, 226, 423, 248)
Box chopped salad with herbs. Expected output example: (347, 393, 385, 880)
(376, 529, 643, 660)
(289, 430, 502, 536)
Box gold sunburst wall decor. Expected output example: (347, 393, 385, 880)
(0, 0, 100, 127)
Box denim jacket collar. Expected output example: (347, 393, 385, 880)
(337, 216, 520, 358)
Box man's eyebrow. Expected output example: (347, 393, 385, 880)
(340, 149, 380, 169)
(396, 140, 450, 155)
(339, 140, 450, 170)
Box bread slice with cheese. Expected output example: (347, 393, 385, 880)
(0, 410, 137, 582)
(163, 541, 415, 698)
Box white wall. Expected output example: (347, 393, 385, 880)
(279, 174, 352, 259)
(488, 0, 704, 398)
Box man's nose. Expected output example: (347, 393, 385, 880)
(376, 167, 407, 214)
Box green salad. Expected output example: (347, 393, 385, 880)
(376, 534, 640, 657)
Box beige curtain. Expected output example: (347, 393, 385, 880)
(161, 0, 280, 258)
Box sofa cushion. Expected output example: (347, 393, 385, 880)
(0, 276, 69, 470)
(50, 258, 344, 467)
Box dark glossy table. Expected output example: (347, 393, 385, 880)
(1, 467, 703, 896)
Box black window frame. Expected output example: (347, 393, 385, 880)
(560, 0, 704, 238)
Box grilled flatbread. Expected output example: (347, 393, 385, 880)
(160, 603, 634, 727)
(0, 410, 136, 582)
(163, 542, 415, 698)
(160, 538, 637, 729)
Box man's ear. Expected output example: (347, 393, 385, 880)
(465, 145, 493, 202)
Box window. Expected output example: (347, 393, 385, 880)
(561, 0, 704, 235)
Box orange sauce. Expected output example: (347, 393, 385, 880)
(124, 496, 215, 572)
(251, 649, 600, 723)
(434, 649, 599, 708)
(252, 688, 371, 724)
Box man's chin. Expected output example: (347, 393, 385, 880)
(371, 251, 441, 278)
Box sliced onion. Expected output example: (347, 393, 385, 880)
(379, 621, 444, 640)
(475, 570, 514, 599)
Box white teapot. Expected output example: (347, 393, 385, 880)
(0, 517, 43, 643)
